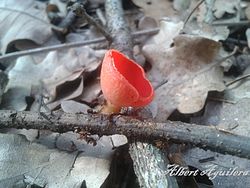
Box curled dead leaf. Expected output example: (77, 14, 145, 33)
(42, 47, 105, 101)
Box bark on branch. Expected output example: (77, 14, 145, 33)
(0, 110, 249, 160)
(105, 0, 133, 58)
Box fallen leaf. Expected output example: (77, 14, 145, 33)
(213, 0, 240, 19)
(2, 46, 105, 111)
(0, 133, 110, 188)
(0, 87, 29, 111)
(143, 32, 224, 121)
(190, 23, 230, 41)
(138, 16, 158, 30)
(186, 2, 230, 41)
(0, 0, 52, 54)
(1, 55, 59, 110)
(61, 100, 90, 113)
(196, 0, 214, 24)
(46, 76, 84, 110)
(42, 47, 105, 101)
(173, 0, 191, 12)
(132, 0, 177, 22)
(144, 18, 184, 48)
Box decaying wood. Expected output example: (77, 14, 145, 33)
(0, 110, 249, 160)
(129, 143, 179, 188)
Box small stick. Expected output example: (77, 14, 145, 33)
(212, 20, 250, 27)
(71, 3, 112, 41)
(184, 0, 205, 27)
(154, 79, 168, 90)
(225, 38, 248, 46)
(208, 97, 236, 104)
(0, 28, 159, 62)
(226, 73, 250, 87)
(96, 8, 106, 26)
(0, 38, 106, 62)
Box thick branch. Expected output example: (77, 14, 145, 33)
(0, 110, 249, 159)
(105, 0, 133, 58)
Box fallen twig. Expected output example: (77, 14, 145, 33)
(226, 73, 250, 87)
(105, 0, 134, 58)
(212, 20, 250, 27)
(78, 4, 112, 41)
(184, 0, 205, 27)
(0, 28, 159, 62)
(0, 110, 249, 159)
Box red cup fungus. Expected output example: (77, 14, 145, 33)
(100, 49, 154, 113)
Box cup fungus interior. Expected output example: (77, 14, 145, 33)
(111, 50, 153, 99)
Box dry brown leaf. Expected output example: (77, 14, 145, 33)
(143, 34, 224, 121)
(132, 0, 177, 22)
(143, 19, 184, 85)
(42, 47, 105, 101)
(0, 0, 52, 54)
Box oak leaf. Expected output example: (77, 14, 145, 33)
(143, 27, 225, 121)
